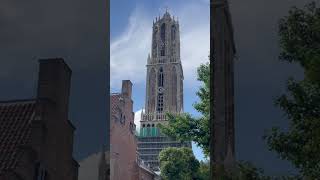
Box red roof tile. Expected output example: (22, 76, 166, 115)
(0, 99, 36, 174)
(111, 94, 121, 116)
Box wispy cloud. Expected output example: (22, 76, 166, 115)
(110, 7, 151, 90)
(110, 2, 209, 90)
(134, 108, 144, 131)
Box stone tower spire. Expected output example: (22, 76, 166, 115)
(138, 10, 190, 171)
(145, 10, 183, 115)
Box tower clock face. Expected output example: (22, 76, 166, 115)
(158, 87, 165, 93)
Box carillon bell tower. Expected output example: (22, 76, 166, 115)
(137, 10, 190, 171)
(145, 10, 183, 115)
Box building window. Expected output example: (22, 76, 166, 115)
(160, 23, 166, 57)
(160, 47, 165, 56)
(171, 25, 176, 40)
(130, 122, 135, 134)
(158, 68, 164, 87)
(172, 67, 177, 112)
(161, 23, 166, 42)
(120, 113, 125, 125)
(149, 68, 156, 113)
(157, 94, 164, 112)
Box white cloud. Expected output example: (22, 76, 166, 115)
(110, 7, 151, 90)
(110, 2, 209, 90)
(134, 108, 144, 132)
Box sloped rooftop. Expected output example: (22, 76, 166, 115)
(0, 99, 36, 174)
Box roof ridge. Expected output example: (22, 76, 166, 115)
(0, 98, 37, 104)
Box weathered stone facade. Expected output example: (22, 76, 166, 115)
(138, 11, 191, 171)
(144, 11, 183, 116)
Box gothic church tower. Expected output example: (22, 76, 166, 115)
(144, 10, 183, 120)
(138, 11, 190, 171)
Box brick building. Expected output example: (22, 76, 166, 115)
(0, 58, 79, 180)
(108, 80, 157, 180)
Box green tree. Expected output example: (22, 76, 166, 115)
(198, 161, 210, 180)
(264, 1, 320, 178)
(158, 62, 210, 156)
(158, 62, 270, 179)
(159, 147, 200, 180)
(230, 161, 272, 180)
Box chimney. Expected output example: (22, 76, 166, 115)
(37, 58, 72, 117)
(121, 80, 132, 98)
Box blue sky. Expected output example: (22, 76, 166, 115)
(110, 0, 210, 161)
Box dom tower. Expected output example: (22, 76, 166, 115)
(137, 11, 191, 171)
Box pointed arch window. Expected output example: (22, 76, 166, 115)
(160, 23, 166, 42)
(172, 67, 177, 112)
(149, 68, 156, 113)
(171, 25, 176, 40)
(158, 68, 164, 87)
(160, 23, 166, 56)
(160, 46, 165, 56)
(153, 27, 158, 58)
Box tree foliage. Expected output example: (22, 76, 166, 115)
(198, 161, 210, 180)
(278, 1, 320, 84)
(229, 161, 270, 180)
(158, 62, 210, 156)
(159, 147, 201, 180)
(264, 1, 320, 178)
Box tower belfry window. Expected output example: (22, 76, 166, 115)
(160, 47, 165, 56)
(158, 68, 164, 87)
(171, 25, 176, 40)
(160, 23, 166, 57)
(160, 23, 166, 42)
(157, 94, 164, 112)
